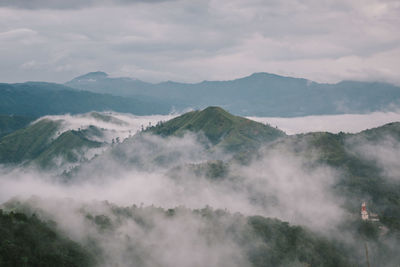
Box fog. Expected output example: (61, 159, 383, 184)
(0, 132, 345, 231)
(1, 111, 400, 266)
(38, 111, 177, 143)
(0, 132, 348, 266)
(248, 111, 400, 134)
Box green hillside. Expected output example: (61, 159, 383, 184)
(148, 106, 285, 151)
(0, 115, 35, 138)
(34, 129, 103, 169)
(273, 124, 400, 231)
(0, 210, 94, 267)
(0, 119, 60, 164)
(0, 119, 103, 168)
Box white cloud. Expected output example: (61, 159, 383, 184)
(248, 111, 400, 134)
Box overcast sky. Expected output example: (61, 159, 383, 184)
(0, 0, 399, 84)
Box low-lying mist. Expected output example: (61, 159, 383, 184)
(0, 132, 346, 232)
(249, 110, 400, 134)
(1, 111, 400, 266)
(38, 111, 177, 143)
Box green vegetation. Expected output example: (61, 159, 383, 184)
(0, 115, 35, 138)
(0, 210, 94, 267)
(1, 107, 400, 266)
(81, 203, 356, 267)
(0, 119, 102, 168)
(34, 129, 102, 168)
(247, 216, 353, 267)
(0, 119, 60, 164)
(274, 125, 400, 232)
(148, 106, 285, 151)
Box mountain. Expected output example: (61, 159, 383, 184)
(65, 71, 154, 97)
(0, 107, 400, 266)
(147, 106, 285, 151)
(0, 114, 35, 138)
(66, 72, 400, 117)
(0, 82, 171, 117)
(0, 119, 103, 168)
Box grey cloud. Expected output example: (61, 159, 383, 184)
(0, 0, 399, 84)
(0, 0, 173, 10)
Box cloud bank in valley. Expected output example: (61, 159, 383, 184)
(38, 112, 177, 143)
(249, 111, 400, 134)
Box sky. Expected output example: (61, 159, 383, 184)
(0, 0, 399, 84)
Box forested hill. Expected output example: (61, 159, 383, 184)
(146, 106, 285, 151)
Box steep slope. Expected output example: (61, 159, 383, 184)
(147, 106, 285, 151)
(33, 129, 103, 169)
(0, 82, 170, 117)
(66, 71, 400, 116)
(0, 115, 35, 138)
(0, 119, 103, 168)
(0, 119, 60, 164)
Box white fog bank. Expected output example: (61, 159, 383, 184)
(248, 111, 400, 134)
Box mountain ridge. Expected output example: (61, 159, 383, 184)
(65, 71, 400, 117)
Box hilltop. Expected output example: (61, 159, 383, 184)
(147, 106, 285, 151)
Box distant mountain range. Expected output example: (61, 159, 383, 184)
(1, 72, 400, 118)
(0, 82, 170, 117)
(66, 71, 400, 116)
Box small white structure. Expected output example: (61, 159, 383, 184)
(361, 202, 380, 222)
(361, 202, 369, 220)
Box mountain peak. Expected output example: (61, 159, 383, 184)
(147, 106, 285, 151)
(71, 71, 108, 82)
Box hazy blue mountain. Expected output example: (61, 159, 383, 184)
(65, 71, 154, 97)
(66, 72, 400, 116)
(0, 82, 171, 117)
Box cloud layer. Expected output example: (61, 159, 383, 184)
(0, 0, 399, 84)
